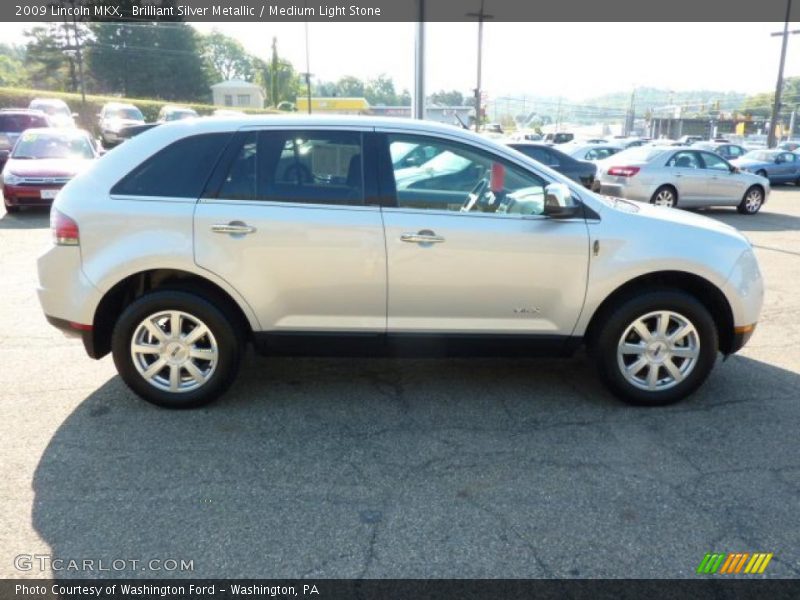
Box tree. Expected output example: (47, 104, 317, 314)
(740, 76, 800, 119)
(364, 74, 399, 105)
(429, 90, 465, 106)
(23, 24, 76, 91)
(251, 38, 302, 107)
(336, 75, 365, 98)
(201, 30, 254, 83)
(0, 44, 28, 87)
(86, 19, 209, 101)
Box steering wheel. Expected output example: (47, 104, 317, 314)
(460, 174, 491, 213)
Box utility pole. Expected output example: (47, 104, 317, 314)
(67, 0, 86, 109)
(302, 19, 312, 114)
(413, 0, 425, 120)
(768, 0, 799, 147)
(467, 0, 492, 132)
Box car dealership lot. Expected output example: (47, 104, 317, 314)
(1, 189, 799, 579)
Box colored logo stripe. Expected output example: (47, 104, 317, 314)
(697, 552, 773, 575)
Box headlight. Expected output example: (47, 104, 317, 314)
(3, 172, 22, 185)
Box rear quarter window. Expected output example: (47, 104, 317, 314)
(111, 133, 233, 198)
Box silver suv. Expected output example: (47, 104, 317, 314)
(37, 117, 763, 408)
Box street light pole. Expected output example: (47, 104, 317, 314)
(412, 0, 425, 120)
(768, 0, 799, 147)
(467, 0, 492, 132)
(303, 20, 312, 114)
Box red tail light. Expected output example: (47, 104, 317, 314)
(607, 166, 641, 177)
(51, 209, 79, 246)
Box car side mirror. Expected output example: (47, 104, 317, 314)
(730, 165, 739, 173)
(543, 183, 580, 219)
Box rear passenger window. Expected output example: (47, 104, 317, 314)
(112, 133, 232, 198)
(216, 130, 364, 206)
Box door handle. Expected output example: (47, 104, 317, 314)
(400, 231, 445, 244)
(211, 222, 256, 235)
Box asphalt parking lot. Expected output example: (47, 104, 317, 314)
(1, 189, 799, 580)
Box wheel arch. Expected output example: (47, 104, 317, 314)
(88, 268, 256, 359)
(584, 270, 735, 355)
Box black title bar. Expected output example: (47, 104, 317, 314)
(4, 0, 800, 22)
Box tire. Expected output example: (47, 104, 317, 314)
(650, 185, 678, 208)
(591, 290, 718, 406)
(756, 170, 767, 178)
(111, 290, 243, 408)
(4, 202, 20, 214)
(737, 185, 764, 215)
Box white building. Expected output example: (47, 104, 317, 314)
(211, 79, 265, 109)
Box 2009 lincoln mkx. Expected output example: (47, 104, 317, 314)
(37, 116, 763, 408)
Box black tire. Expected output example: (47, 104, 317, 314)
(650, 185, 678, 208)
(591, 290, 718, 406)
(4, 203, 20, 214)
(737, 185, 764, 215)
(111, 290, 243, 408)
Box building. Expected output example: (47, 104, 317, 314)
(211, 79, 265, 109)
(295, 97, 371, 114)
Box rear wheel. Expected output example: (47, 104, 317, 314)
(4, 203, 20, 214)
(111, 290, 243, 408)
(737, 186, 764, 215)
(651, 185, 677, 208)
(592, 290, 718, 406)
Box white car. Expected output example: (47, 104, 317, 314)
(38, 116, 763, 408)
(28, 98, 77, 128)
(98, 102, 145, 147)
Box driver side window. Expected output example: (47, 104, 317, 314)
(388, 135, 548, 216)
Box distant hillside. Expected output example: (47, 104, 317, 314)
(581, 87, 747, 111)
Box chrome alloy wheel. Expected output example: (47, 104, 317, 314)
(616, 310, 700, 392)
(744, 188, 763, 213)
(653, 188, 676, 207)
(130, 310, 218, 393)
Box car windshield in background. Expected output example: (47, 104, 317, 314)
(31, 104, 70, 118)
(0, 114, 48, 131)
(108, 108, 143, 120)
(166, 110, 197, 121)
(12, 131, 94, 160)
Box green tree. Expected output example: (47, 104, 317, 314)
(252, 37, 302, 107)
(23, 24, 77, 91)
(86, 20, 209, 101)
(740, 77, 800, 118)
(0, 44, 28, 87)
(336, 75, 365, 98)
(429, 90, 465, 106)
(364, 74, 397, 105)
(201, 30, 254, 83)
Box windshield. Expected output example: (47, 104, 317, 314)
(12, 131, 95, 159)
(165, 109, 197, 121)
(421, 150, 471, 172)
(0, 114, 49, 132)
(105, 107, 143, 120)
(390, 142, 417, 163)
(30, 103, 70, 118)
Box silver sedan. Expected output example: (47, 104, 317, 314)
(595, 146, 770, 214)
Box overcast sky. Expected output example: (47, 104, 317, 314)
(4, 22, 800, 100)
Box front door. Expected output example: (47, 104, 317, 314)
(194, 128, 386, 332)
(379, 133, 590, 336)
(700, 151, 743, 205)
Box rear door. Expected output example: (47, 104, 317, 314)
(379, 132, 590, 336)
(193, 127, 387, 333)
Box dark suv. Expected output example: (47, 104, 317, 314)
(0, 109, 51, 169)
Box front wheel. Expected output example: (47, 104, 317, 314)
(651, 185, 677, 208)
(738, 186, 764, 215)
(111, 290, 243, 408)
(592, 291, 718, 406)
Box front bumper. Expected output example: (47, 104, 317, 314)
(3, 184, 63, 207)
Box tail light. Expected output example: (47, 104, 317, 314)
(607, 166, 641, 177)
(51, 208, 79, 246)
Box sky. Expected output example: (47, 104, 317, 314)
(4, 21, 800, 101)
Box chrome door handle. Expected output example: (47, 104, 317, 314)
(400, 231, 445, 244)
(211, 223, 256, 235)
